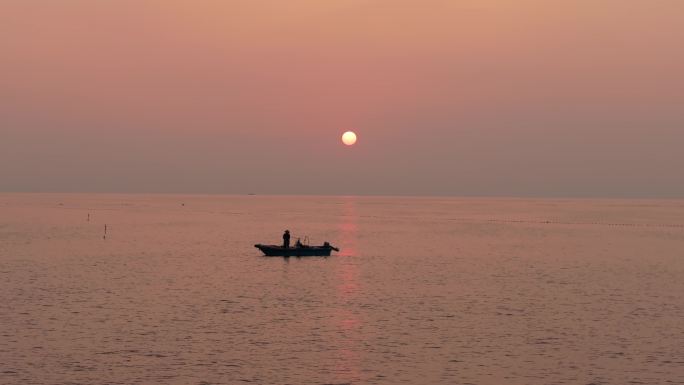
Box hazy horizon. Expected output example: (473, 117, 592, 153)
(3, 191, 684, 200)
(2, 1, 683, 197)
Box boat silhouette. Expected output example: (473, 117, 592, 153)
(254, 241, 339, 257)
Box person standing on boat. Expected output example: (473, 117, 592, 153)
(283, 230, 290, 248)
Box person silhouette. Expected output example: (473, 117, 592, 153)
(283, 230, 290, 248)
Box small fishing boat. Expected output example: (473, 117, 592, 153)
(254, 242, 339, 257)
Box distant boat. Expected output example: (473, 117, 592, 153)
(254, 242, 339, 257)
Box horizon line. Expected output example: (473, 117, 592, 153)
(1, 191, 682, 201)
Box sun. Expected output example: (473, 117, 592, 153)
(342, 131, 357, 146)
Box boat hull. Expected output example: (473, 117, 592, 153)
(254, 244, 339, 257)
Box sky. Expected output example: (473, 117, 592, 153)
(1, 0, 683, 197)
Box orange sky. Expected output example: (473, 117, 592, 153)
(1, 1, 683, 196)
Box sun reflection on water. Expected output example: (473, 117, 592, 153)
(329, 196, 363, 383)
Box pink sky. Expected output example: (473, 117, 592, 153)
(1, 1, 683, 196)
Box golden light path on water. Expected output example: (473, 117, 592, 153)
(331, 196, 361, 382)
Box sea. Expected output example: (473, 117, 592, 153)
(1, 193, 683, 385)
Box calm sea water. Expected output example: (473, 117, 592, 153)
(1, 194, 683, 384)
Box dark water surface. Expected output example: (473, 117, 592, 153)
(1, 194, 684, 384)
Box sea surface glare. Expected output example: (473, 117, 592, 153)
(1, 194, 684, 385)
